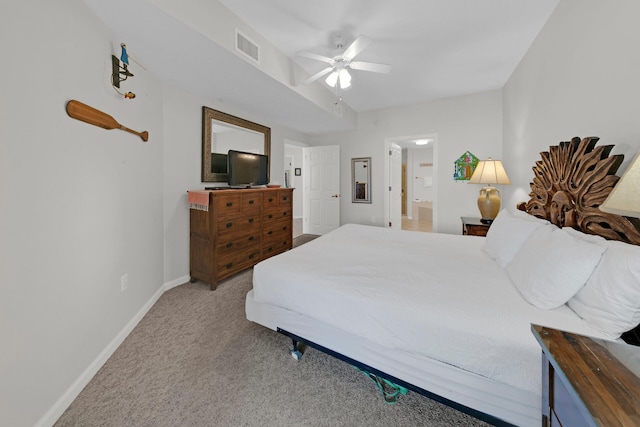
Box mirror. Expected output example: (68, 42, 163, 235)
(202, 106, 271, 182)
(352, 157, 371, 203)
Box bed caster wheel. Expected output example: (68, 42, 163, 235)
(290, 349, 302, 360)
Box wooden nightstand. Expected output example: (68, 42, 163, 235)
(532, 325, 640, 427)
(461, 217, 490, 236)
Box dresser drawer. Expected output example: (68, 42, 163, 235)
(262, 238, 291, 259)
(241, 192, 261, 213)
(212, 194, 242, 216)
(215, 244, 261, 277)
(216, 233, 260, 254)
(278, 190, 292, 207)
(263, 219, 291, 241)
(263, 208, 291, 224)
(215, 215, 261, 239)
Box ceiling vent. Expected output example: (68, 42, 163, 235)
(235, 29, 260, 64)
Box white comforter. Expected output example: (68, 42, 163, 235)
(252, 223, 604, 395)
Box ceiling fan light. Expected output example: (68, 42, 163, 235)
(338, 69, 351, 89)
(325, 71, 339, 87)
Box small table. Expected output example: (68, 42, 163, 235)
(461, 217, 490, 236)
(531, 324, 640, 427)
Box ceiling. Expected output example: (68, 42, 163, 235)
(84, 0, 559, 135)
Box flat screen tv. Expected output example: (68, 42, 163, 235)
(227, 150, 269, 188)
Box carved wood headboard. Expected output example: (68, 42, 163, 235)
(517, 136, 640, 246)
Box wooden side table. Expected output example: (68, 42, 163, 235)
(461, 217, 490, 236)
(531, 324, 640, 427)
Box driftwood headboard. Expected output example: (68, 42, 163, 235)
(517, 136, 640, 245)
(518, 137, 640, 344)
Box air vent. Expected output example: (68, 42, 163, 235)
(235, 29, 260, 63)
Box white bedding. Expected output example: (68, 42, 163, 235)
(252, 223, 607, 396)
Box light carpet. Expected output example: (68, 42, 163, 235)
(54, 235, 490, 427)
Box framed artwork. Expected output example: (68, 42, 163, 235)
(453, 151, 479, 181)
(295, 168, 301, 176)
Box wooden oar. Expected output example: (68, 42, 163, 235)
(66, 100, 149, 142)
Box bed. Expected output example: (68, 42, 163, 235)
(245, 137, 640, 426)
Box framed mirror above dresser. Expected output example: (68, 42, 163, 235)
(202, 106, 271, 183)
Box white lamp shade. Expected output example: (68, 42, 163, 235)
(600, 152, 640, 218)
(469, 158, 511, 185)
(338, 69, 351, 89)
(325, 71, 338, 87)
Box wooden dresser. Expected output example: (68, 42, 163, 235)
(189, 188, 293, 290)
(532, 324, 640, 427)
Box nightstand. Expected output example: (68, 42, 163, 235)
(531, 325, 640, 427)
(461, 217, 490, 236)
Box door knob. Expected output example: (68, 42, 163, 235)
(331, 194, 340, 198)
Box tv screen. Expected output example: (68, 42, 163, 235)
(227, 150, 269, 187)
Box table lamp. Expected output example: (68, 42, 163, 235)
(600, 151, 640, 218)
(469, 158, 511, 223)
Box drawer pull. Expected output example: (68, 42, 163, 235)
(268, 198, 273, 202)
(249, 200, 255, 204)
(248, 218, 254, 223)
(226, 242, 232, 248)
(248, 254, 255, 260)
(267, 214, 273, 219)
(248, 236, 254, 241)
(283, 212, 288, 216)
(283, 196, 288, 201)
(267, 247, 273, 252)
(226, 202, 233, 207)
(226, 222, 233, 228)
(225, 262, 233, 269)
(268, 230, 273, 235)
(282, 226, 287, 231)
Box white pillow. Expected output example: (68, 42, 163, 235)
(506, 226, 606, 309)
(568, 239, 640, 339)
(511, 208, 551, 225)
(482, 209, 545, 268)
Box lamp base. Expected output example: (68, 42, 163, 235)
(477, 186, 501, 223)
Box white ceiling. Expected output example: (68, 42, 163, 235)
(84, 0, 559, 135)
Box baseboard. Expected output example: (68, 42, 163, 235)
(164, 274, 190, 291)
(35, 281, 170, 427)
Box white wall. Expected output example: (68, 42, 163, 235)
(1, 1, 164, 426)
(310, 90, 503, 234)
(503, 0, 640, 208)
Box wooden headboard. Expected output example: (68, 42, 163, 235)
(517, 136, 640, 245)
(518, 137, 640, 345)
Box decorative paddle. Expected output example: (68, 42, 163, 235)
(66, 100, 149, 142)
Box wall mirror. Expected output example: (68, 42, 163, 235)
(352, 157, 371, 203)
(202, 106, 271, 182)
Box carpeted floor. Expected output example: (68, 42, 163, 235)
(54, 235, 490, 427)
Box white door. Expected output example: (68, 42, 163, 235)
(388, 143, 402, 229)
(304, 145, 340, 235)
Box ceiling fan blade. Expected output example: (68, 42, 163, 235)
(342, 36, 372, 60)
(297, 51, 334, 64)
(349, 61, 391, 74)
(302, 67, 334, 84)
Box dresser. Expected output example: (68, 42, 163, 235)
(189, 188, 293, 290)
(531, 324, 640, 427)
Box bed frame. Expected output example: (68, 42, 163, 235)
(257, 136, 640, 425)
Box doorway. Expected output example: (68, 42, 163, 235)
(385, 135, 437, 233)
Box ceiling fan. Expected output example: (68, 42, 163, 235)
(298, 35, 391, 90)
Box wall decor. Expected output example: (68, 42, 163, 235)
(66, 100, 149, 142)
(111, 43, 136, 99)
(453, 151, 479, 181)
(352, 157, 371, 203)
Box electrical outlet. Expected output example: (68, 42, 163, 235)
(120, 273, 128, 292)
